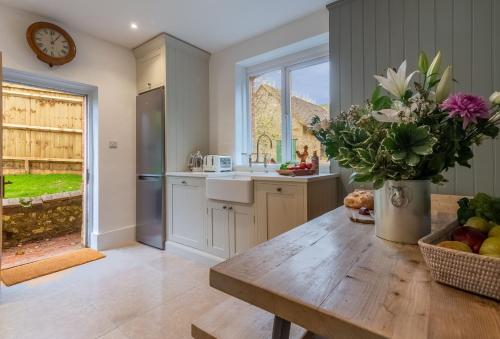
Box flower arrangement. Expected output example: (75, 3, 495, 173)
(311, 52, 500, 189)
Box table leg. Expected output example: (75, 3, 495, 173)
(272, 316, 291, 339)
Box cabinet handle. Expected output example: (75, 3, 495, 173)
(228, 206, 233, 210)
(181, 180, 187, 184)
(277, 187, 282, 192)
(223, 205, 227, 209)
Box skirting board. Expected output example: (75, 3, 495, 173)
(91, 224, 136, 250)
(165, 241, 224, 266)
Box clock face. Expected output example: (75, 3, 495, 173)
(34, 28, 70, 58)
(26, 22, 76, 67)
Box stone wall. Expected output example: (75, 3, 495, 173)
(2, 191, 82, 249)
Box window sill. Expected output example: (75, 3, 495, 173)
(233, 163, 331, 174)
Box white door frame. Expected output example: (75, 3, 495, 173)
(2, 67, 98, 248)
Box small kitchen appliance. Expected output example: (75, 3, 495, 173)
(188, 151, 204, 172)
(203, 155, 232, 172)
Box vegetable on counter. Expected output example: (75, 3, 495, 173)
(279, 162, 295, 170)
(457, 193, 500, 225)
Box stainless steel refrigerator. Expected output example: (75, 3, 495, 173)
(136, 87, 166, 249)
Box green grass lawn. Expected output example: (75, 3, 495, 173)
(4, 174, 83, 199)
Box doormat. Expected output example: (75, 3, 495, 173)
(1, 248, 105, 286)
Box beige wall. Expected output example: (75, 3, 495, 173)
(0, 4, 136, 249)
(209, 10, 329, 158)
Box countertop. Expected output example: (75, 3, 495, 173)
(165, 171, 339, 183)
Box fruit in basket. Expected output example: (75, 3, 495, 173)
(437, 241, 472, 253)
(488, 225, 500, 238)
(452, 226, 487, 253)
(464, 216, 491, 233)
(479, 237, 500, 258)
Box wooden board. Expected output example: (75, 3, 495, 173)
(191, 298, 308, 339)
(1, 82, 84, 174)
(210, 195, 500, 339)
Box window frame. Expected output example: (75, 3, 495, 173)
(244, 46, 329, 164)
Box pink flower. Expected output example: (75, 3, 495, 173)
(440, 93, 489, 128)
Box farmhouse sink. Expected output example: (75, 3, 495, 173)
(206, 175, 253, 204)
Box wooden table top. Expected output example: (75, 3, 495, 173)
(210, 196, 500, 339)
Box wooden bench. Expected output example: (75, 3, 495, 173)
(192, 298, 310, 339)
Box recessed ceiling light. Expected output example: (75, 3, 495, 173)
(130, 23, 138, 30)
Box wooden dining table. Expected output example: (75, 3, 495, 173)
(209, 196, 500, 339)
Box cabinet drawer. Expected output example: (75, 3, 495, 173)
(168, 176, 205, 187)
(255, 182, 303, 196)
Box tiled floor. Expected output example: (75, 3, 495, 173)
(2, 232, 82, 269)
(0, 243, 228, 339)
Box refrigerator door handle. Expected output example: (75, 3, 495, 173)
(138, 175, 162, 181)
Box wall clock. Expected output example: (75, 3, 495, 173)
(26, 22, 76, 67)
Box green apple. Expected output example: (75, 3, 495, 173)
(465, 216, 491, 233)
(437, 241, 472, 253)
(479, 237, 500, 257)
(488, 225, 500, 238)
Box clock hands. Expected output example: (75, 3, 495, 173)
(51, 33, 62, 45)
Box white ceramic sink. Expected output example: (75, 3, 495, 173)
(206, 175, 253, 203)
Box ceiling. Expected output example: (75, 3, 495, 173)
(0, 0, 332, 52)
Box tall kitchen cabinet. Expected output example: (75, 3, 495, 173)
(133, 34, 210, 172)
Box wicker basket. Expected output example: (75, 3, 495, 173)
(418, 221, 500, 300)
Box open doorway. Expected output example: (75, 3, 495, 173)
(1, 82, 86, 269)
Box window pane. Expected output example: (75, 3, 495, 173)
(250, 69, 281, 163)
(289, 61, 330, 163)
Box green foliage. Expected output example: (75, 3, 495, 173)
(383, 124, 436, 166)
(457, 193, 500, 224)
(371, 86, 393, 111)
(4, 174, 82, 199)
(309, 52, 500, 188)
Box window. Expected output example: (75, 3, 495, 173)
(289, 61, 330, 163)
(245, 52, 329, 165)
(249, 69, 282, 163)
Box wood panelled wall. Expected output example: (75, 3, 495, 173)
(328, 0, 500, 197)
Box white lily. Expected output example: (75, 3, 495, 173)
(374, 60, 418, 98)
(427, 51, 442, 81)
(489, 91, 500, 105)
(435, 66, 453, 103)
(489, 111, 500, 124)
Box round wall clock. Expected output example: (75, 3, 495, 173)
(26, 22, 76, 67)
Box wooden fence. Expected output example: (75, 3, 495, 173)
(2, 83, 84, 175)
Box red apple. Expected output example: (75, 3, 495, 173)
(452, 226, 487, 253)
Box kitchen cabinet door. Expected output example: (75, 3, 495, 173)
(168, 177, 205, 250)
(255, 182, 306, 241)
(228, 205, 255, 257)
(206, 201, 230, 258)
(137, 47, 165, 94)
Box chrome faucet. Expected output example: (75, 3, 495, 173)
(256, 133, 273, 163)
(263, 153, 270, 172)
(241, 153, 255, 171)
